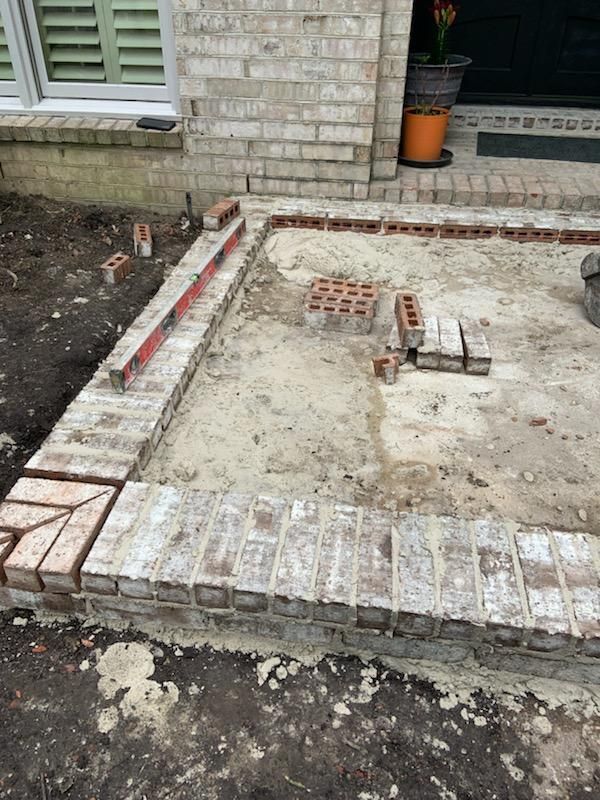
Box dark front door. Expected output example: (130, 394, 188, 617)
(409, 0, 600, 107)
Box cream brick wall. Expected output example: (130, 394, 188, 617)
(0, 0, 416, 211)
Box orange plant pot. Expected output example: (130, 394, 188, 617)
(400, 106, 450, 162)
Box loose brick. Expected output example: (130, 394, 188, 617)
(439, 516, 482, 639)
(234, 495, 287, 613)
(37, 490, 117, 593)
(303, 300, 373, 335)
(356, 508, 394, 630)
(194, 493, 253, 608)
(383, 221, 438, 237)
(438, 318, 464, 373)
(372, 354, 399, 385)
(460, 320, 492, 375)
(395, 292, 425, 349)
(314, 502, 358, 624)
(327, 216, 382, 234)
(273, 499, 321, 619)
(311, 276, 379, 311)
(133, 223, 153, 257)
(396, 513, 437, 636)
(157, 490, 218, 604)
(386, 321, 408, 363)
(306, 290, 375, 313)
(203, 198, 240, 231)
(552, 531, 600, 653)
(117, 485, 184, 599)
(474, 519, 525, 644)
(81, 482, 151, 595)
(515, 530, 572, 651)
(416, 316, 441, 371)
(99, 252, 132, 285)
(4, 518, 68, 592)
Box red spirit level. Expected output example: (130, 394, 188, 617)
(109, 217, 246, 393)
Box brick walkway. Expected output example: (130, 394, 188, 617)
(370, 140, 600, 211)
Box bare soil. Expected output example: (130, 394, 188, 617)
(0, 194, 195, 500)
(1, 609, 598, 800)
(146, 230, 600, 535)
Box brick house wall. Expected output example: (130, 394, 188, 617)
(0, 0, 414, 213)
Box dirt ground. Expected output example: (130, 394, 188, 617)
(0, 194, 195, 500)
(0, 609, 598, 800)
(146, 229, 600, 535)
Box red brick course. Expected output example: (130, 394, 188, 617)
(499, 227, 559, 243)
(383, 221, 439, 237)
(439, 224, 498, 240)
(328, 217, 381, 234)
(271, 213, 326, 230)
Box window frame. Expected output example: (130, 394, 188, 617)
(0, 0, 179, 117)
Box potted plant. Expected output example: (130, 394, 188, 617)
(400, 66, 450, 162)
(405, 1, 471, 109)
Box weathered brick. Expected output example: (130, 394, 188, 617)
(552, 531, 600, 654)
(314, 503, 358, 624)
(439, 516, 483, 639)
(4, 518, 67, 592)
(438, 318, 464, 373)
(356, 508, 394, 629)
(234, 495, 287, 613)
(81, 482, 151, 595)
(416, 316, 441, 370)
(460, 320, 492, 376)
(474, 519, 525, 645)
(515, 530, 572, 651)
(194, 493, 253, 608)
(157, 490, 217, 604)
(118, 485, 184, 599)
(273, 499, 321, 618)
(24, 448, 137, 487)
(396, 513, 437, 636)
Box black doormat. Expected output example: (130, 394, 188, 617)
(477, 132, 600, 164)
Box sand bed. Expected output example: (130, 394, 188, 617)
(145, 230, 600, 534)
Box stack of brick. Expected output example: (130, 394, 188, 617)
(383, 291, 492, 377)
(303, 276, 379, 335)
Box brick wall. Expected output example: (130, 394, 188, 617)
(0, 0, 416, 212)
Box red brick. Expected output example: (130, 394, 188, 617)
(439, 224, 498, 240)
(372, 354, 399, 384)
(383, 221, 439, 237)
(0, 503, 69, 537)
(24, 448, 137, 487)
(395, 292, 425, 349)
(271, 214, 326, 230)
(499, 227, 559, 243)
(203, 198, 240, 231)
(4, 518, 68, 592)
(0, 539, 15, 584)
(306, 290, 375, 312)
(6, 477, 111, 509)
(558, 229, 600, 246)
(327, 217, 382, 234)
(99, 252, 132, 285)
(311, 277, 379, 310)
(38, 489, 118, 593)
(133, 223, 152, 257)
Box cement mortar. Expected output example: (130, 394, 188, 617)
(145, 230, 600, 535)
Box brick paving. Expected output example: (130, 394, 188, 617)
(370, 140, 600, 211)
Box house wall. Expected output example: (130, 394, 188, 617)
(0, 0, 414, 213)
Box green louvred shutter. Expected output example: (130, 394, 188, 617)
(0, 13, 15, 80)
(33, 0, 164, 84)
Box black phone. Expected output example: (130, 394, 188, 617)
(136, 117, 176, 131)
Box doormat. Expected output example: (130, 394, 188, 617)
(477, 132, 600, 164)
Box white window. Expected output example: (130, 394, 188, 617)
(0, 0, 179, 117)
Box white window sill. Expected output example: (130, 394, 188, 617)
(0, 97, 179, 120)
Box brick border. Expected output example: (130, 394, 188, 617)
(1, 196, 599, 682)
